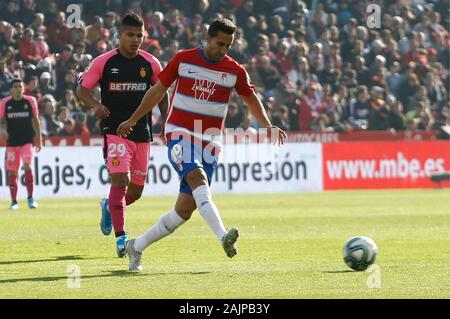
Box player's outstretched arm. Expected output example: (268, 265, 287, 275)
(158, 92, 169, 136)
(241, 92, 288, 145)
(117, 81, 168, 138)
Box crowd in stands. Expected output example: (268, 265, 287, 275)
(0, 0, 449, 138)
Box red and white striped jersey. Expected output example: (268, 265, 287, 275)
(158, 48, 254, 146)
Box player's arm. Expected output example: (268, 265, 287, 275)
(76, 56, 110, 119)
(157, 92, 169, 136)
(31, 115, 42, 152)
(76, 86, 110, 119)
(241, 92, 288, 145)
(0, 98, 6, 140)
(0, 117, 7, 140)
(117, 81, 168, 137)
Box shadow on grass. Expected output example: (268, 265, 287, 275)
(0, 270, 211, 284)
(322, 270, 355, 273)
(0, 255, 96, 265)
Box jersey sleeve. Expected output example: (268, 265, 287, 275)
(234, 65, 255, 97)
(158, 52, 182, 88)
(0, 98, 5, 119)
(149, 58, 163, 85)
(78, 56, 104, 89)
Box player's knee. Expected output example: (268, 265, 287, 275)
(133, 192, 142, 201)
(185, 169, 208, 189)
(111, 173, 129, 188)
(8, 170, 18, 176)
(175, 203, 195, 220)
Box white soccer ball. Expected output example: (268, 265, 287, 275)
(343, 236, 378, 271)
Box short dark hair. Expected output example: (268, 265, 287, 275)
(121, 12, 144, 28)
(208, 18, 237, 37)
(10, 78, 23, 88)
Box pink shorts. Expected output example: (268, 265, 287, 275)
(5, 143, 34, 171)
(102, 134, 150, 186)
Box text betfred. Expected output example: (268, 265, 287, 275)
(108, 82, 147, 92)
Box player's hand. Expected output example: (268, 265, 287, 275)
(117, 119, 136, 138)
(267, 125, 288, 145)
(160, 124, 167, 144)
(35, 139, 42, 153)
(94, 104, 110, 119)
(0, 129, 8, 140)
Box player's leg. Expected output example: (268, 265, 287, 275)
(133, 192, 194, 252)
(109, 172, 130, 257)
(185, 144, 239, 258)
(125, 183, 143, 205)
(21, 143, 37, 208)
(103, 134, 134, 256)
(185, 168, 228, 241)
(5, 147, 20, 210)
(126, 140, 150, 205)
(127, 192, 193, 271)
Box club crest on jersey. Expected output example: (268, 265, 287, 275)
(111, 68, 119, 74)
(192, 79, 216, 101)
(139, 67, 146, 78)
(221, 73, 228, 82)
(112, 157, 120, 166)
(7, 151, 15, 162)
(24, 104, 28, 110)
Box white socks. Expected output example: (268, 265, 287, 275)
(192, 185, 227, 242)
(134, 209, 186, 252)
(133, 185, 227, 252)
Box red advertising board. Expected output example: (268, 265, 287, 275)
(323, 141, 450, 189)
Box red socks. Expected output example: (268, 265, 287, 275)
(8, 174, 18, 202)
(25, 169, 34, 198)
(108, 186, 127, 234)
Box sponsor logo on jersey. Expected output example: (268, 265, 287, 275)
(111, 68, 119, 74)
(192, 79, 216, 101)
(139, 67, 146, 78)
(108, 82, 147, 92)
(7, 111, 29, 118)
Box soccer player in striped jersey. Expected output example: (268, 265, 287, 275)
(117, 18, 287, 271)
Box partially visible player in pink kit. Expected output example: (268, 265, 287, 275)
(76, 13, 168, 257)
(0, 78, 42, 210)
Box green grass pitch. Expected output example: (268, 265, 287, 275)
(0, 189, 449, 298)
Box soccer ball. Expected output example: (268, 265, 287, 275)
(343, 236, 378, 271)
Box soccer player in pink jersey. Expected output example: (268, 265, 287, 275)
(76, 13, 168, 257)
(0, 78, 42, 210)
(117, 18, 287, 271)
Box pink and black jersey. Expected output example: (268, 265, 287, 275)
(0, 95, 38, 146)
(78, 48, 162, 142)
(158, 48, 254, 146)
